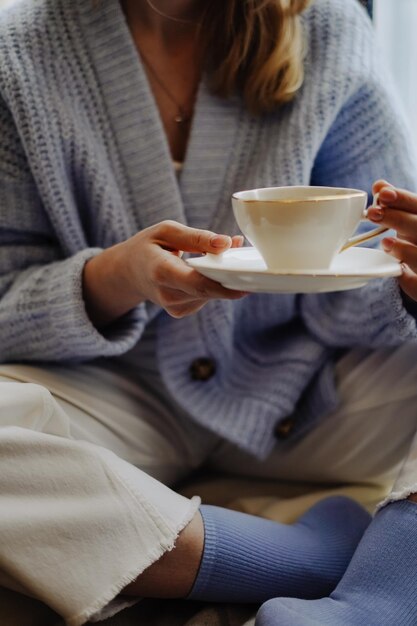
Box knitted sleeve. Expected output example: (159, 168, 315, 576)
(297, 0, 417, 348)
(310, 81, 417, 199)
(0, 98, 147, 363)
(302, 82, 417, 348)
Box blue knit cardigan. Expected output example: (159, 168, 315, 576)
(0, 0, 416, 457)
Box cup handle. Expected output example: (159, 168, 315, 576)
(341, 225, 388, 252)
(340, 192, 388, 252)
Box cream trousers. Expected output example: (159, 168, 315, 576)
(1, 343, 417, 625)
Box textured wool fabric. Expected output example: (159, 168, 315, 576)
(0, 0, 417, 458)
(189, 497, 371, 604)
(255, 500, 417, 626)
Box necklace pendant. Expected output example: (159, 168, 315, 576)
(174, 114, 186, 124)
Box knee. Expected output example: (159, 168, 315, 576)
(0, 382, 71, 436)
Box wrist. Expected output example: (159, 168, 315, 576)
(83, 243, 145, 328)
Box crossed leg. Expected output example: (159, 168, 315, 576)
(0, 366, 370, 625)
(252, 344, 417, 626)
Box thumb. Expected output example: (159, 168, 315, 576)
(155, 221, 232, 254)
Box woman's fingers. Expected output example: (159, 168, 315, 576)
(370, 183, 417, 304)
(153, 220, 233, 254)
(157, 288, 209, 318)
(372, 180, 417, 213)
(368, 206, 417, 244)
(159, 269, 246, 317)
(398, 263, 417, 303)
(165, 300, 208, 319)
(231, 235, 245, 248)
(184, 268, 248, 300)
(380, 186, 417, 213)
(368, 179, 417, 243)
(372, 179, 393, 197)
(382, 237, 417, 272)
(382, 236, 417, 303)
(377, 217, 417, 301)
(155, 249, 247, 300)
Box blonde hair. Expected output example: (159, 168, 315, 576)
(200, 0, 312, 114)
(96, 0, 312, 115)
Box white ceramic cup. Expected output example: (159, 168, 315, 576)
(232, 186, 387, 271)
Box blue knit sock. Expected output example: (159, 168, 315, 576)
(188, 496, 370, 604)
(256, 499, 417, 626)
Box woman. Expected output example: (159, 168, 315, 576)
(0, 0, 416, 624)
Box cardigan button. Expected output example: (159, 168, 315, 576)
(190, 357, 216, 381)
(274, 417, 295, 440)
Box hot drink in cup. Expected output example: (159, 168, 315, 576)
(232, 186, 386, 271)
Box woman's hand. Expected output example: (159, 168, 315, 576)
(368, 180, 417, 302)
(83, 220, 246, 327)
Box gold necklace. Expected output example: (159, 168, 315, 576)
(140, 49, 196, 125)
(146, 0, 200, 26)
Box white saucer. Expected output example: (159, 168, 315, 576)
(186, 246, 402, 294)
